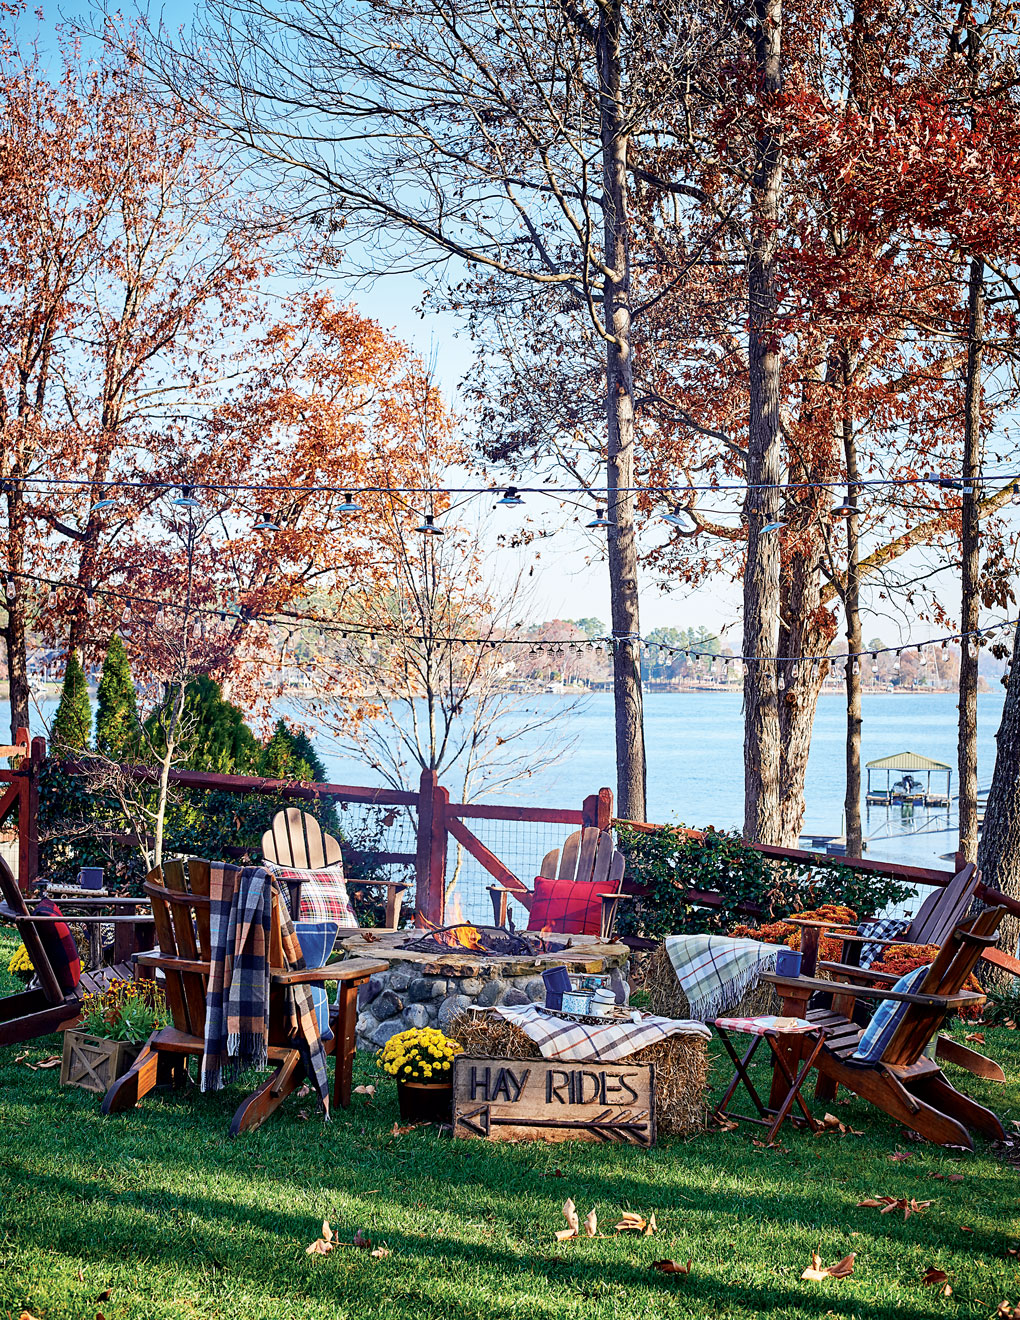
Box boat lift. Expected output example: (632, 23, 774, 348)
(865, 751, 953, 809)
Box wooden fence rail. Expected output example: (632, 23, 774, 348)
(3, 736, 1019, 928)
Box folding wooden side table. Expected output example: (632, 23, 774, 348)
(710, 1014, 828, 1144)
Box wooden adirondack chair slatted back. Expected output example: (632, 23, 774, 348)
(143, 860, 289, 1047)
(540, 827, 624, 887)
(262, 808, 343, 871)
(882, 905, 1003, 1068)
(0, 857, 65, 1005)
(909, 863, 979, 948)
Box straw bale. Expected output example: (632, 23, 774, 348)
(449, 1010, 709, 1137)
(644, 943, 780, 1020)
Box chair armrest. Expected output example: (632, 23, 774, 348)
(136, 953, 208, 975)
(272, 955, 389, 986)
(762, 971, 983, 1008)
(351, 879, 409, 893)
(487, 885, 522, 894)
(817, 959, 900, 984)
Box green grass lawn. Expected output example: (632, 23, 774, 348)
(2, 929, 1019, 1320)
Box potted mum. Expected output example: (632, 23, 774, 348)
(376, 1027, 463, 1123)
(7, 942, 34, 984)
(61, 979, 167, 1094)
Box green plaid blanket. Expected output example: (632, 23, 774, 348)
(665, 934, 786, 1022)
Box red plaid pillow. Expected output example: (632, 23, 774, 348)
(263, 861, 358, 928)
(526, 877, 610, 937)
(32, 898, 81, 993)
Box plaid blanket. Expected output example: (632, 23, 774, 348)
(665, 934, 787, 1022)
(494, 1003, 710, 1062)
(201, 864, 331, 1114)
(857, 917, 908, 969)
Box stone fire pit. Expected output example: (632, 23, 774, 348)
(342, 926, 631, 1051)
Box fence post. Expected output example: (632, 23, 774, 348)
(415, 769, 448, 927)
(582, 789, 615, 830)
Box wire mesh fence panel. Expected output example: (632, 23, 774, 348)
(443, 814, 581, 925)
(334, 800, 417, 879)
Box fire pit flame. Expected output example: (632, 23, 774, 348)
(405, 922, 566, 957)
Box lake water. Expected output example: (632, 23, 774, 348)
(10, 688, 1003, 877)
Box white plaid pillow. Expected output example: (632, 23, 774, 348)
(262, 860, 358, 928)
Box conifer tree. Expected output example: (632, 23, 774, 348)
(96, 636, 139, 760)
(50, 653, 91, 751)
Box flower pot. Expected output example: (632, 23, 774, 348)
(397, 1078, 453, 1123)
(60, 1030, 144, 1095)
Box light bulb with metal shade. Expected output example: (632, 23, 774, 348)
(831, 500, 858, 516)
(415, 514, 444, 536)
(496, 487, 524, 508)
(172, 486, 202, 509)
(253, 517, 280, 532)
(761, 520, 787, 534)
(585, 508, 613, 529)
(337, 492, 363, 515)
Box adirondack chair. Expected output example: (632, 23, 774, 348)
(762, 905, 1006, 1149)
(261, 808, 408, 930)
(487, 827, 628, 939)
(0, 857, 151, 1047)
(102, 858, 387, 1135)
(818, 863, 1002, 1082)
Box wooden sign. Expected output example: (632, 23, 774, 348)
(452, 1055, 656, 1146)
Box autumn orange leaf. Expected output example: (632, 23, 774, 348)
(556, 1198, 581, 1241)
(652, 1259, 692, 1275)
(857, 1196, 931, 1219)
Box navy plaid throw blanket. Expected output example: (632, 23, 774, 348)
(201, 863, 331, 1115)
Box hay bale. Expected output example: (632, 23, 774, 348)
(449, 1010, 709, 1137)
(644, 943, 779, 1021)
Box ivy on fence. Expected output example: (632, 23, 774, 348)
(615, 824, 914, 940)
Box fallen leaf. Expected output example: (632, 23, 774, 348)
(712, 1115, 739, 1131)
(354, 1085, 376, 1098)
(995, 1304, 1020, 1320)
(583, 1209, 598, 1238)
(35, 1055, 61, 1069)
(887, 1151, 911, 1162)
(305, 1219, 335, 1255)
(19, 1312, 43, 1320)
(543, 1168, 565, 1178)
(296, 1109, 310, 1121)
(645, 1214, 658, 1236)
(556, 1198, 580, 1241)
(802, 1251, 855, 1281)
(615, 1211, 648, 1233)
(295, 1083, 311, 1100)
(960, 1225, 973, 1232)
(965, 1031, 986, 1043)
(361, 932, 380, 943)
(94, 1289, 112, 1303)
(947, 1174, 965, 1182)
(353, 1229, 372, 1249)
(921, 1267, 949, 1286)
(370, 1247, 391, 1259)
(652, 1259, 692, 1275)
(391, 1122, 419, 1136)
(857, 1196, 931, 1219)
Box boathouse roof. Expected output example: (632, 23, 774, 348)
(865, 751, 953, 772)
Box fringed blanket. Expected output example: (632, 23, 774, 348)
(201, 863, 331, 1115)
(664, 933, 787, 1022)
(494, 1003, 711, 1062)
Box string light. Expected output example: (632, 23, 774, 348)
(171, 486, 202, 510)
(831, 499, 858, 516)
(337, 493, 363, 515)
(496, 487, 524, 508)
(585, 508, 613, 529)
(253, 517, 280, 532)
(662, 508, 696, 530)
(415, 514, 444, 536)
(761, 521, 786, 534)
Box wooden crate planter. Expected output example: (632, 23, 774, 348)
(61, 1031, 144, 1094)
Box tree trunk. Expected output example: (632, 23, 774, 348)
(742, 0, 785, 843)
(977, 624, 1020, 976)
(842, 402, 864, 857)
(3, 483, 30, 741)
(597, 0, 645, 821)
(958, 255, 983, 862)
